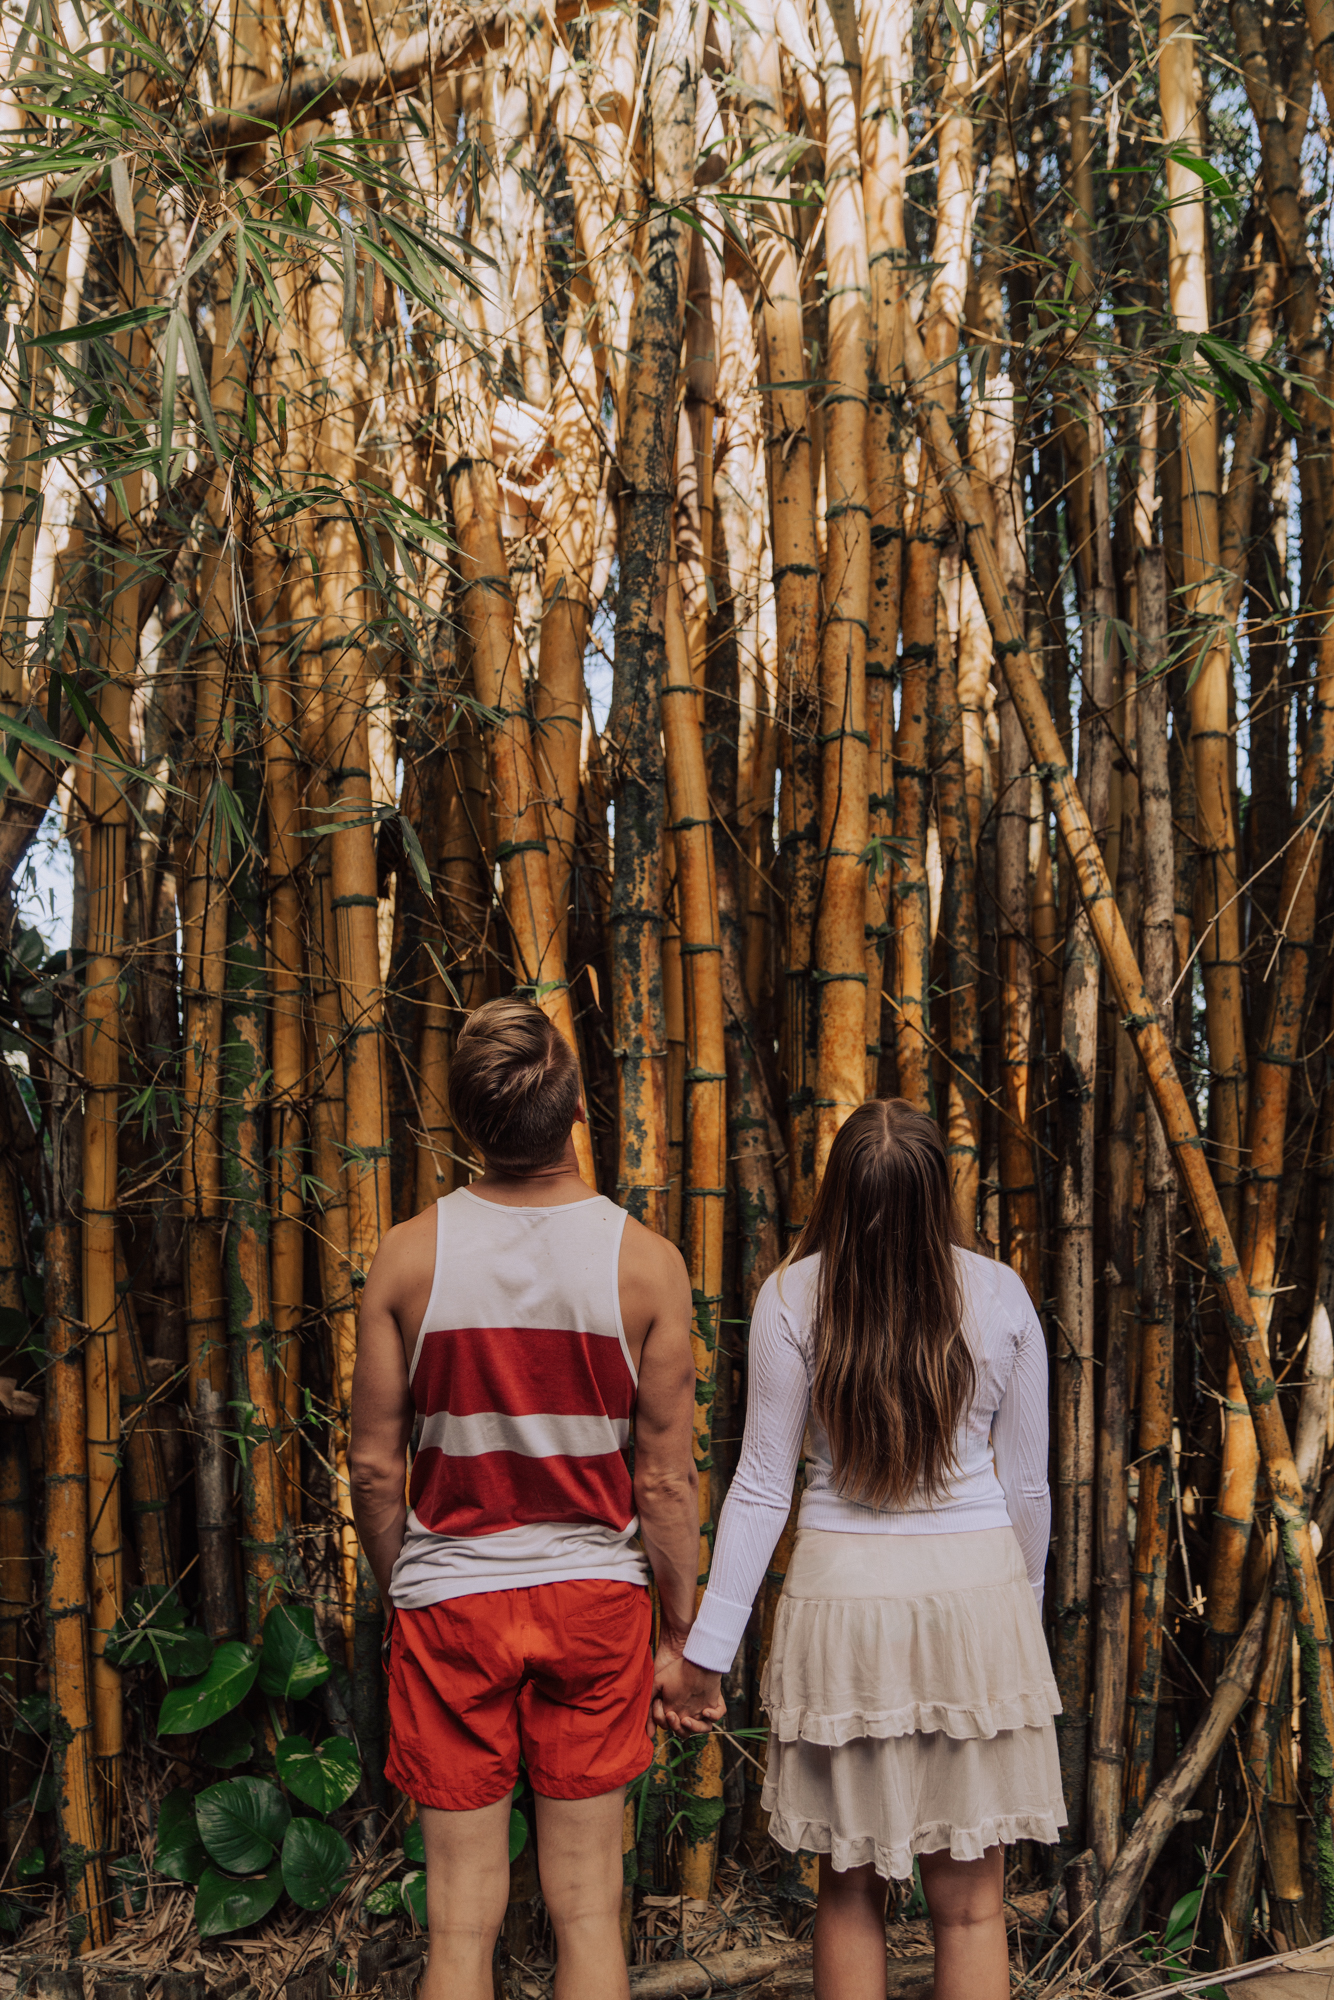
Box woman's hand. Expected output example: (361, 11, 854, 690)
(652, 1633, 726, 1735)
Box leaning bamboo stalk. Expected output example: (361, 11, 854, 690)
(662, 553, 727, 1898)
(116, 1266, 173, 1594)
(904, 313, 1334, 1927)
(1098, 1589, 1271, 1948)
(44, 968, 110, 1950)
(1125, 546, 1176, 1828)
(1219, 1304, 1333, 1956)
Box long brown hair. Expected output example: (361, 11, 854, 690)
(793, 1098, 975, 1508)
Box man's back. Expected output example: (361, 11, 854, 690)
(386, 1186, 651, 1605)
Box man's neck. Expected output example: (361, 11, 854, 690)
(469, 1138, 590, 1207)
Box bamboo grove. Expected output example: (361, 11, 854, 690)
(0, 0, 1330, 1968)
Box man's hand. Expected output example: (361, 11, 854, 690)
(652, 1635, 725, 1736)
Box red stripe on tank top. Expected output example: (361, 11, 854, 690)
(412, 1324, 634, 1420)
(408, 1443, 635, 1538)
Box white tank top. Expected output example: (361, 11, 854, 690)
(388, 1187, 652, 1608)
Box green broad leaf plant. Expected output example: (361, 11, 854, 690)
(142, 1600, 364, 1938)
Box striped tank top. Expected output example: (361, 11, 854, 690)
(388, 1187, 651, 1607)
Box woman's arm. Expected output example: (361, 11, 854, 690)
(991, 1290, 1051, 1610)
(681, 1277, 812, 1671)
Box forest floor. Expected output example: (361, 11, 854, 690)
(0, 1855, 1246, 2000)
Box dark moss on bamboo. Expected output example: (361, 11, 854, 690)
(221, 716, 288, 1644)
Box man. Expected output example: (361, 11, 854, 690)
(350, 996, 721, 2000)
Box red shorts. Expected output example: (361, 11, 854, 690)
(384, 1579, 654, 1810)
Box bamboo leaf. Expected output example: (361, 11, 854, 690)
(340, 224, 357, 348)
(397, 814, 433, 898)
(176, 312, 226, 468)
(30, 303, 166, 352)
(109, 153, 136, 237)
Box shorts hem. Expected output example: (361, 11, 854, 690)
(384, 1754, 517, 1814)
(529, 1744, 654, 1801)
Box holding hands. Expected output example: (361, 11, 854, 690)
(651, 1630, 726, 1736)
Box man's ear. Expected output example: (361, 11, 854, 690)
(574, 1097, 588, 1126)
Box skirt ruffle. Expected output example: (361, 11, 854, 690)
(759, 1526, 1066, 1880)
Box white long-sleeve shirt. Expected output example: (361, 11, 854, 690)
(683, 1247, 1051, 1674)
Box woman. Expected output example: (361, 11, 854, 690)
(659, 1099, 1064, 2000)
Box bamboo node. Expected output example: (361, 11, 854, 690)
(494, 839, 550, 860)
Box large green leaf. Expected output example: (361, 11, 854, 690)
(155, 1789, 207, 1884)
(403, 1819, 425, 1864)
(281, 1818, 352, 1912)
(195, 1861, 284, 1939)
(275, 1734, 361, 1813)
(256, 1604, 333, 1700)
(402, 1869, 427, 1925)
(195, 1777, 290, 1875)
(157, 1641, 258, 1736)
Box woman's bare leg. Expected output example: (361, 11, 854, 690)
(813, 1855, 890, 2000)
(918, 1845, 1008, 2000)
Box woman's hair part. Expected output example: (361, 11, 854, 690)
(447, 996, 581, 1172)
(793, 1097, 974, 1508)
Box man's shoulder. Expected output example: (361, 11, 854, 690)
(365, 1202, 440, 1302)
(620, 1210, 688, 1279)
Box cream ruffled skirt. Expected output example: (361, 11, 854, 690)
(759, 1526, 1067, 1880)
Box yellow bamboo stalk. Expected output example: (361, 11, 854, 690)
(1160, 0, 1248, 1231)
(441, 335, 597, 1186)
(734, 0, 820, 1227)
(254, 534, 304, 1516)
(82, 247, 149, 1823)
(663, 550, 727, 1898)
(534, 273, 604, 963)
(810, 0, 871, 1178)
(44, 975, 110, 1949)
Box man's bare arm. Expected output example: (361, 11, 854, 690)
(349, 1234, 416, 1612)
(631, 1229, 704, 1648)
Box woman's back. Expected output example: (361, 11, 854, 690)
(776, 1245, 1047, 1545)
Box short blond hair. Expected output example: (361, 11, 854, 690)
(448, 996, 580, 1172)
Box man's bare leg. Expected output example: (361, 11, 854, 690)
(419, 1796, 512, 2000)
(534, 1789, 629, 2000)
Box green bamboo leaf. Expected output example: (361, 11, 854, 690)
(176, 312, 226, 468)
(158, 312, 179, 495)
(30, 303, 166, 351)
(340, 224, 357, 348)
